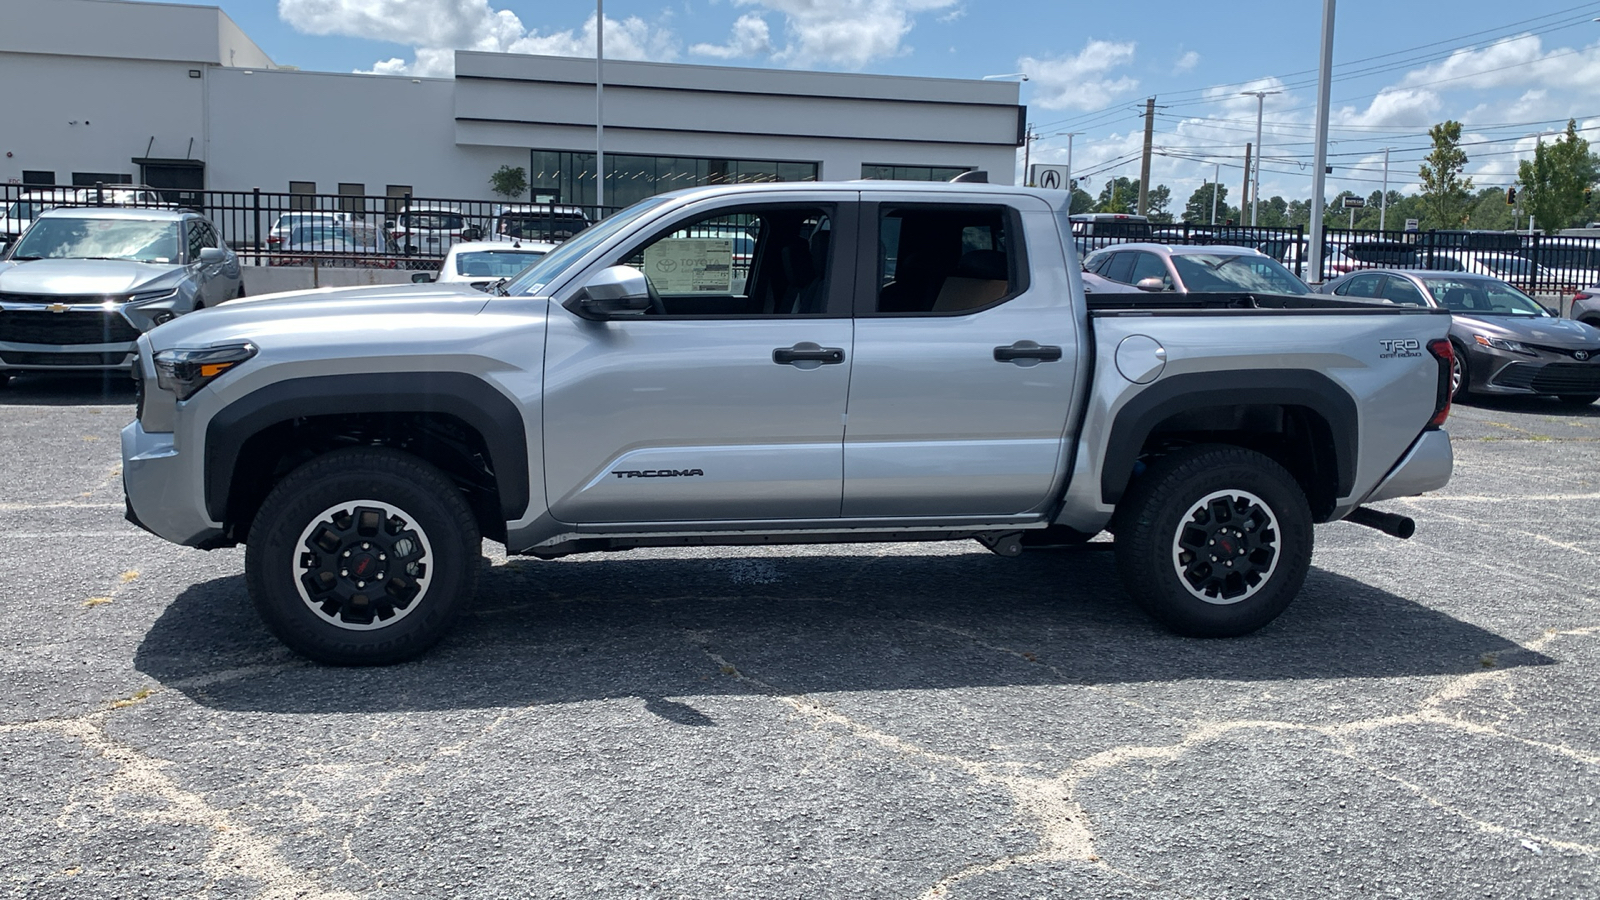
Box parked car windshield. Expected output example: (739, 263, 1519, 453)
(401, 212, 465, 231)
(3, 200, 50, 221)
(506, 197, 670, 296)
(8, 217, 181, 263)
(1479, 256, 1540, 278)
(454, 249, 545, 278)
(1421, 277, 1551, 316)
(1171, 253, 1309, 294)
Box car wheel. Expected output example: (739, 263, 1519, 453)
(245, 447, 480, 665)
(1556, 394, 1599, 406)
(1449, 341, 1470, 400)
(1113, 444, 1312, 637)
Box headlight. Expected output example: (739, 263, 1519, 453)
(1474, 335, 1533, 354)
(154, 343, 256, 400)
(127, 288, 180, 304)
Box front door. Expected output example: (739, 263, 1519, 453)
(542, 194, 858, 524)
(842, 196, 1082, 518)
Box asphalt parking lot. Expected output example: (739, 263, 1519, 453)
(1, 372, 1596, 899)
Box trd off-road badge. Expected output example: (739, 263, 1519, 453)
(611, 469, 705, 479)
(1378, 338, 1423, 359)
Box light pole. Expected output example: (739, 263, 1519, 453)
(1063, 132, 1079, 201)
(595, 0, 605, 209)
(1211, 162, 1221, 225)
(1240, 89, 1281, 226)
(1307, 0, 1336, 283)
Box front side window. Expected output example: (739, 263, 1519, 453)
(617, 205, 833, 316)
(10, 217, 180, 263)
(1129, 252, 1172, 290)
(875, 205, 1020, 314)
(507, 197, 671, 296)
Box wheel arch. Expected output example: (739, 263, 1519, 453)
(1101, 370, 1357, 522)
(205, 372, 529, 543)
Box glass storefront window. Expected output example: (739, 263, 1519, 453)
(861, 164, 974, 182)
(530, 150, 818, 208)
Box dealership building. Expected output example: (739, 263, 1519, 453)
(0, 0, 1026, 207)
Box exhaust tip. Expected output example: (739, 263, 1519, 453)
(1346, 506, 1415, 540)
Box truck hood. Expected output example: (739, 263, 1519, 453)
(0, 258, 186, 296)
(144, 282, 494, 351)
(1455, 313, 1600, 348)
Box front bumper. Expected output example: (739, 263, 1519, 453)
(121, 419, 225, 547)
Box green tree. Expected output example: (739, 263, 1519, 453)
(1146, 184, 1174, 223)
(1182, 182, 1231, 224)
(1418, 120, 1473, 229)
(1069, 186, 1095, 214)
(489, 164, 529, 200)
(1466, 185, 1515, 231)
(1097, 177, 1138, 214)
(1518, 119, 1597, 233)
(1255, 195, 1289, 227)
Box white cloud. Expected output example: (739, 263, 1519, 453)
(738, 0, 961, 69)
(279, 0, 679, 76)
(690, 13, 773, 60)
(1022, 39, 1139, 111)
(1173, 50, 1199, 74)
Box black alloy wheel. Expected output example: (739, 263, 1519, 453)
(1113, 444, 1313, 637)
(245, 447, 480, 665)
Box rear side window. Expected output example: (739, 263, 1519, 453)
(1100, 252, 1136, 284)
(1335, 274, 1385, 299)
(875, 204, 1023, 314)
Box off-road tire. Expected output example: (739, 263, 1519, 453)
(245, 447, 480, 665)
(1113, 444, 1312, 637)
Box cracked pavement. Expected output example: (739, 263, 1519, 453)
(1, 373, 1597, 898)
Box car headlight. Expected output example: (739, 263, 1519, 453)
(154, 343, 256, 400)
(127, 288, 180, 304)
(1474, 335, 1533, 354)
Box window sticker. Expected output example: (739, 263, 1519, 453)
(644, 238, 734, 293)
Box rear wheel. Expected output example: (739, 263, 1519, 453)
(1556, 394, 1599, 406)
(1113, 444, 1312, 637)
(245, 447, 480, 665)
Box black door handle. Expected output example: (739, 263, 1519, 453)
(994, 342, 1063, 363)
(774, 344, 846, 365)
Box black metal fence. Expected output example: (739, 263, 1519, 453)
(0, 183, 616, 271)
(1073, 218, 1600, 298)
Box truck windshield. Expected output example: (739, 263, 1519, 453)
(505, 197, 670, 296)
(1171, 254, 1309, 295)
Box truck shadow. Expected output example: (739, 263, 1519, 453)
(0, 372, 136, 406)
(134, 547, 1551, 715)
(1457, 394, 1600, 418)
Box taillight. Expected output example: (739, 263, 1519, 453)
(1426, 338, 1453, 429)
(266, 236, 281, 246)
(1577, 291, 1594, 302)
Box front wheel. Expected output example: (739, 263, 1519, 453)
(245, 447, 481, 665)
(1450, 342, 1470, 400)
(1113, 444, 1312, 637)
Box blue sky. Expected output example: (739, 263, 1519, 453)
(150, 1, 1600, 204)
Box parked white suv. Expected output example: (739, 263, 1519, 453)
(391, 203, 478, 257)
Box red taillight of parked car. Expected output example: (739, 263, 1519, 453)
(1577, 291, 1594, 302)
(1426, 338, 1454, 429)
(266, 236, 282, 246)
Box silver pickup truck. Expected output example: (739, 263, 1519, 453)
(122, 182, 1456, 665)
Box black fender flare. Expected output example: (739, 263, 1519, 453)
(1100, 369, 1358, 505)
(204, 372, 530, 523)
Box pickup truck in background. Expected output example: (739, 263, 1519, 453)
(122, 182, 1456, 665)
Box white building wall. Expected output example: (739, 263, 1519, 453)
(0, 0, 270, 66)
(0, 52, 205, 185)
(205, 68, 524, 200)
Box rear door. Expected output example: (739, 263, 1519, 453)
(541, 191, 859, 524)
(842, 194, 1082, 517)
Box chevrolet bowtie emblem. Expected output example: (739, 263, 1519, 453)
(45, 303, 71, 313)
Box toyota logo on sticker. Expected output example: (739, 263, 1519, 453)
(1577, 349, 1592, 361)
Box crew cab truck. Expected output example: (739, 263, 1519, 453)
(122, 182, 1456, 665)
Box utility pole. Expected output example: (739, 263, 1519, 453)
(1022, 124, 1035, 185)
(1240, 90, 1281, 225)
(1240, 143, 1252, 225)
(1137, 97, 1155, 215)
(1211, 162, 1220, 225)
(1063, 132, 1078, 206)
(1380, 146, 1390, 231)
(1307, 0, 1336, 283)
